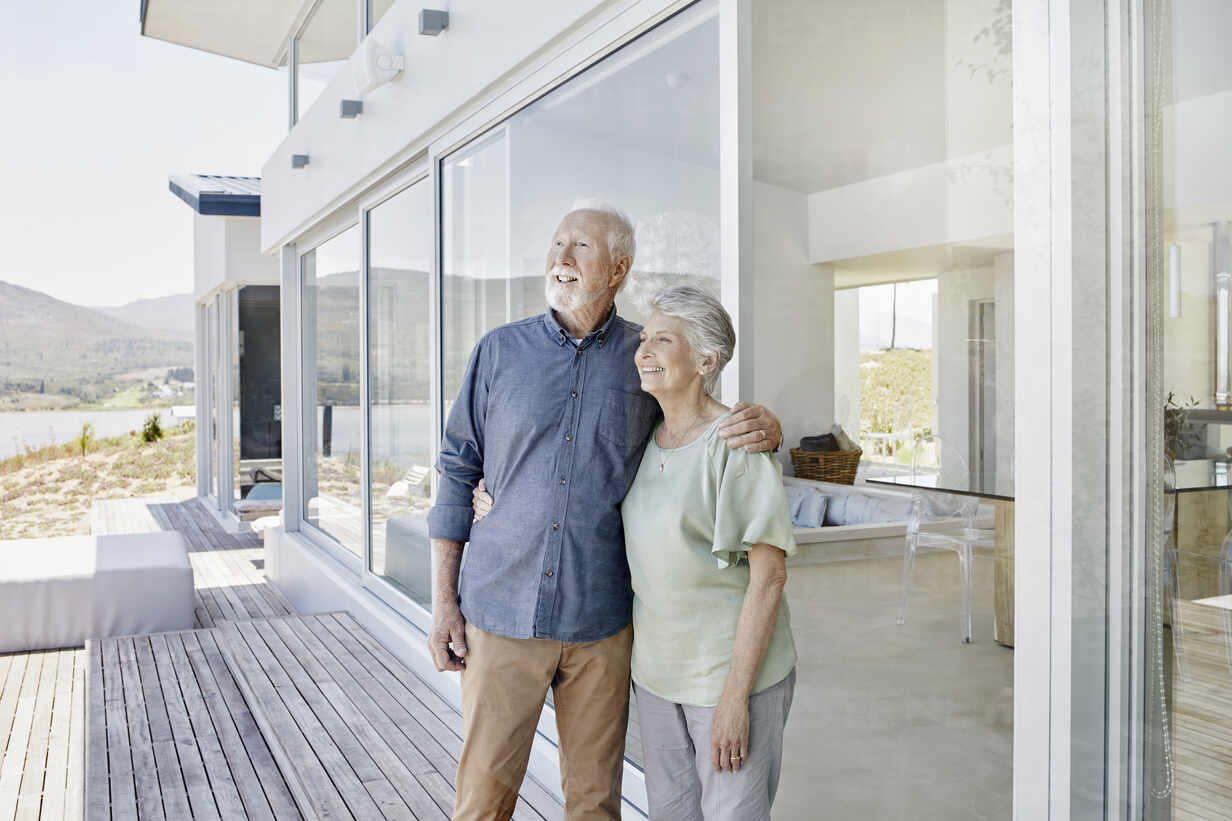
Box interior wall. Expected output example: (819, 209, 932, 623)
(936, 266, 995, 484)
(994, 251, 1015, 492)
(1164, 236, 1214, 405)
(834, 288, 861, 439)
(751, 180, 835, 472)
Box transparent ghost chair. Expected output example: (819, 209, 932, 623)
(895, 433, 997, 643)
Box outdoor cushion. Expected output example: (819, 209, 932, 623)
(0, 532, 194, 653)
(785, 485, 829, 528)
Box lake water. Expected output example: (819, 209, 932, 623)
(0, 404, 436, 464)
(0, 408, 200, 460)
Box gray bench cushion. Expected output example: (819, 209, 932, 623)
(0, 532, 194, 652)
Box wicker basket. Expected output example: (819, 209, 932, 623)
(789, 447, 862, 485)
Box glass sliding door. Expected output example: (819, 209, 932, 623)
(1143, 0, 1232, 815)
(301, 224, 363, 556)
(439, 0, 720, 769)
(367, 179, 434, 607)
(207, 297, 219, 506)
(751, 0, 1015, 816)
(441, 0, 721, 411)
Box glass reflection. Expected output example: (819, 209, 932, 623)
(755, 0, 1014, 815)
(301, 224, 363, 555)
(368, 181, 434, 607)
(1147, 0, 1232, 815)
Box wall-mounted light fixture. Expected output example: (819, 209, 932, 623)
(419, 9, 449, 36)
(354, 37, 405, 96)
(291, 154, 309, 169)
(340, 99, 363, 118)
(1168, 243, 1182, 318)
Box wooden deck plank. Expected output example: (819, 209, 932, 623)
(15, 647, 62, 816)
(116, 637, 166, 821)
(229, 619, 388, 818)
(147, 634, 219, 821)
(173, 631, 272, 821)
(260, 619, 444, 819)
(215, 623, 353, 821)
(101, 638, 138, 821)
(134, 637, 194, 821)
(319, 615, 563, 821)
(193, 630, 299, 821)
(0, 651, 43, 820)
(85, 642, 109, 821)
(63, 648, 86, 821)
(272, 618, 452, 820)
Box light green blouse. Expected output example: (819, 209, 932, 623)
(621, 413, 798, 707)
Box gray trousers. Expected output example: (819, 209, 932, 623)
(634, 670, 795, 821)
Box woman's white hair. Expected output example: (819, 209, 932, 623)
(648, 285, 735, 396)
(569, 198, 637, 270)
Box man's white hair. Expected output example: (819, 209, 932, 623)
(569, 198, 637, 266)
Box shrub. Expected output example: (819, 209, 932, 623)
(76, 422, 95, 458)
(141, 412, 165, 443)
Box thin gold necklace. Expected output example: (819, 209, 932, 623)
(657, 411, 708, 472)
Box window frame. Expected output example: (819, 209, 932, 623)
(356, 162, 438, 634)
(297, 218, 365, 575)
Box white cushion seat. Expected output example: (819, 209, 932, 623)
(0, 532, 195, 653)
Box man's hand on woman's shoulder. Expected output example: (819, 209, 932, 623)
(717, 401, 782, 453)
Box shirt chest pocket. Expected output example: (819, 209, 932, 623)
(597, 387, 658, 454)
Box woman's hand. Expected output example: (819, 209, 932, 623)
(710, 692, 750, 773)
(472, 478, 493, 522)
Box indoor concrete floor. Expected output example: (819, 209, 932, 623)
(775, 550, 1013, 820)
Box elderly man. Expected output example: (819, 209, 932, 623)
(427, 202, 781, 821)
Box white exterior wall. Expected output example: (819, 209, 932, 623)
(261, 0, 613, 251)
(194, 214, 281, 303)
(192, 212, 227, 300)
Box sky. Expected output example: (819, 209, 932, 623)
(0, 0, 286, 307)
(859, 279, 937, 351)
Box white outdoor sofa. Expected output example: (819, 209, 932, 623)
(784, 476, 994, 564)
(0, 532, 195, 653)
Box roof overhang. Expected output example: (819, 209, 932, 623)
(139, 0, 308, 68)
(170, 174, 262, 217)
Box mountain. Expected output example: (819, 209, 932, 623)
(89, 293, 194, 339)
(0, 281, 192, 393)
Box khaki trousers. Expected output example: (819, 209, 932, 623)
(453, 622, 633, 821)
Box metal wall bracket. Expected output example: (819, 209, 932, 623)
(419, 9, 449, 36)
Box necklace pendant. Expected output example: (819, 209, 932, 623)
(659, 462, 665, 472)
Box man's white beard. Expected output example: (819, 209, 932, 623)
(545, 265, 607, 313)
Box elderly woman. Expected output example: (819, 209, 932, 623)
(623, 285, 797, 821)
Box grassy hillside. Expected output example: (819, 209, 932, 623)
(0, 419, 197, 539)
(0, 280, 192, 406)
(860, 348, 935, 460)
(89, 293, 194, 339)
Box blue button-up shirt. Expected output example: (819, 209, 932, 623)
(427, 308, 660, 642)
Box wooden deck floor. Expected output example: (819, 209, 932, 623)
(93, 497, 295, 630)
(2, 496, 565, 820)
(0, 648, 84, 821)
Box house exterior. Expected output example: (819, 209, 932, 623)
(170, 174, 282, 523)
(143, 0, 1232, 817)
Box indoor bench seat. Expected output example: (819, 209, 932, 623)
(0, 532, 194, 653)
